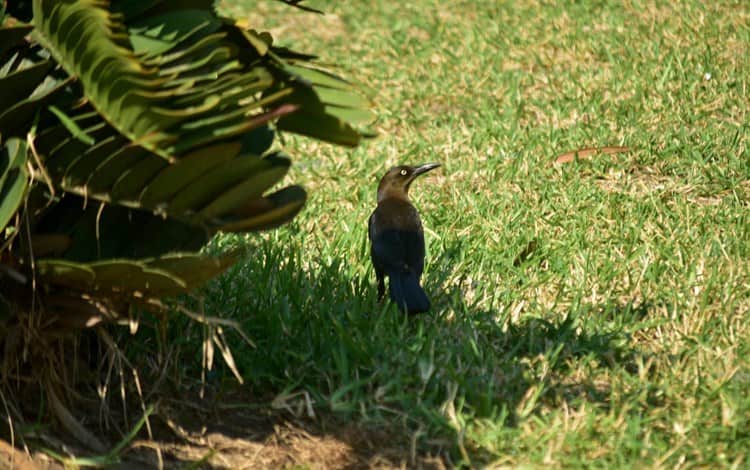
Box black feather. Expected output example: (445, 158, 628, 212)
(388, 269, 430, 313)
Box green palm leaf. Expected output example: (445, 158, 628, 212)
(0, 139, 29, 232)
(1, 0, 374, 330)
(37, 251, 238, 297)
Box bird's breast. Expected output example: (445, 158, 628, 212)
(370, 198, 422, 237)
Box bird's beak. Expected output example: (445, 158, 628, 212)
(412, 162, 441, 178)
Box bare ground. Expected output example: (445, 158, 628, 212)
(1, 388, 450, 469)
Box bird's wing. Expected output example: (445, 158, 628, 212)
(371, 229, 425, 275)
(407, 229, 426, 275)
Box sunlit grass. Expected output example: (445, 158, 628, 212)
(194, 0, 750, 465)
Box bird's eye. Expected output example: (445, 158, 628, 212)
(400, 169, 408, 176)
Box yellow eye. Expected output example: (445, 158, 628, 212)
(400, 169, 408, 176)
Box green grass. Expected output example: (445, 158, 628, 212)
(196, 0, 748, 466)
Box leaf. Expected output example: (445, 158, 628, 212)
(0, 76, 72, 138)
(33, 196, 208, 261)
(323, 104, 378, 127)
(0, 138, 28, 232)
(35, 260, 96, 286)
(0, 24, 34, 57)
(4, 0, 377, 284)
(199, 160, 289, 219)
(37, 251, 238, 297)
(139, 141, 242, 206)
(30, 0, 302, 160)
(167, 153, 273, 213)
(87, 145, 150, 193)
(43, 123, 109, 177)
(34, 112, 103, 154)
(110, 156, 168, 202)
(63, 135, 129, 187)
(37, 258, 186, 294)
(110, 0, 164, 22)
(145, 251, 239, 288)
(167, 102, 298, 156)
(286, 64, 376, 125)
(278, 110, 361, 147)
(219, 185, 307, 232)
(554, 146, 630, 164)
(0, 59, 54, 110)
(128, 9, 222, 56)
(286, 64, 358, 92)
(240, 124, 274, 155)
(90, 260, 188, 293)
(48, 105, 95, 145)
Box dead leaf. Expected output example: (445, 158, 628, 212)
(554, 146, 630, 164)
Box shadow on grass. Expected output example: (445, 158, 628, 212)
(425, 238, 652, 419)
(31, 232, 650, 467)
(10, 229, 655, 470)
(145, 235, 651, 466)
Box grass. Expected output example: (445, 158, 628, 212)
(178, 0, 748, 466)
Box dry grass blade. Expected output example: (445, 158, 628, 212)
(46, 384, 107, 453)
(26, 130, 55, 202)
(169, 301, 255, 348)
(130, 370, 162, 469)
(98, 328, 130, 430)
(553, 146, 630, 164)
(212, 326, 244, 384)
(0, 388, 26, 468)
(96, 329, 162, 465)
(201, 324, 215, 399)
(45, 293, 109, 329)
(0, 264, 27, 284)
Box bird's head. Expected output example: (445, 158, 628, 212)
(376, 163, 441, 202)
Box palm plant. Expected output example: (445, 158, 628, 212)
(0, 0, 373, 449)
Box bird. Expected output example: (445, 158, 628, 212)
(368, 163, 440, 314)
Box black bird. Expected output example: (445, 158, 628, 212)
(368, 163, 440, 313)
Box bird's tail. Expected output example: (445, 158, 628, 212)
(388, 270, 430, 314)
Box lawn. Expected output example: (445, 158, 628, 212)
(190, 0, 748, 466)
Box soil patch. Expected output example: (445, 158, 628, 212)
(3, 388, 449, 469)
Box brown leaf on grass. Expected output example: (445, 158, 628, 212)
(554, 146, 630, 164)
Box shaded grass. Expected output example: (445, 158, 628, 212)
(183, 0, 750, 466)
